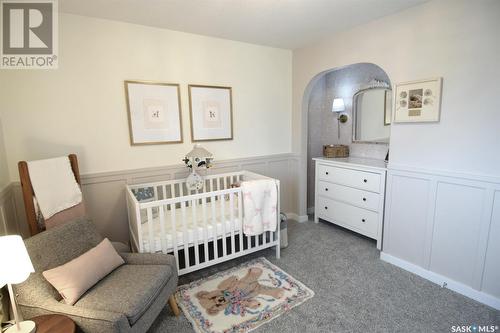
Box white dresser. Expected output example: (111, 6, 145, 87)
(313, 157, 387, 249)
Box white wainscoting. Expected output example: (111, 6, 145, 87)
(0, 184, 25, 236)
(9, 153, 303, 242)
(382, 164, 500, 310)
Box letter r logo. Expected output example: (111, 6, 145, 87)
(2, 1, 53, 54)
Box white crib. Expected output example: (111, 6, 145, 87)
(126, 171, 280, 275)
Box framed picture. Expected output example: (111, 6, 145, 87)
(124, 80, 183, 145)
(394, 77, 442, 123)
(188, 85, 233, 141)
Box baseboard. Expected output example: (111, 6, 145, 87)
(307, 206, 314, 215)
(380, 252, 500, 310)
(286, 212, 309, 223)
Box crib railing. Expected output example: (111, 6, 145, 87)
(131, 171, 247, 201)
(126, 171, 280, 275)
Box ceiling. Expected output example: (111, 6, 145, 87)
(59, 0, 429, 49)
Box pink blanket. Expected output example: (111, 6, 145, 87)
(240, 179, 278, 236)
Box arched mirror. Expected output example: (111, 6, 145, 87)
(352, 88, 392, 143)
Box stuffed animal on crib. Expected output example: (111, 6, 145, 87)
(195, 267, 284, 316)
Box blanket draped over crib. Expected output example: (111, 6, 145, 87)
(240, 179, 278, 236)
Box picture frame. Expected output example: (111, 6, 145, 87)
(188, 84, 233, 142)
(393, 77, 442, 123)
(124, 80, 183, 145)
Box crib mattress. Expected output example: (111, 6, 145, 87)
(140, 200, 242, 253)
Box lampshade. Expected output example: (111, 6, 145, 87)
(185, 144, 213, 159)
(332, 98, 345, 112)
(0, 235, 35, 287)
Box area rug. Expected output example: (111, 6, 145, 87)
(175, 257, 314, 333)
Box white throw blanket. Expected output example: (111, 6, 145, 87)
(241, 179, 278, 236)
(27, 156, 82, 219)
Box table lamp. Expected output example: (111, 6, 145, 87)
(0, 235, 36, 333)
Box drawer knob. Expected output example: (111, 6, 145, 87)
(362, 218, 366, 222)
(326, 171, 329, 175)
(325, 206, 328, 210)
(325, 188, 329, 191)
(362, 197, 367, 201)
(363, 179, 368, 183)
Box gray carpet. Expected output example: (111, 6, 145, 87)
(148, 219, 500, 333)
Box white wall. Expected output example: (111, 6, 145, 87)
(0, 14, 292, 181)
(0, 118, 9, 191)
(293, 0, 500, 178)
(294, 0, 500, 308)
(306, 76, 325, 209)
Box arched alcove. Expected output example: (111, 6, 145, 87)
(302, 63, 392, 213)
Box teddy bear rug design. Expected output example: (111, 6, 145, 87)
(175, 257, 314, 333)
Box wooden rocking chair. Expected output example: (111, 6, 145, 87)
(18, 154, 84, 236)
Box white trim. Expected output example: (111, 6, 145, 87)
(286, 212, 309, 223)
(388, 163, 500, 185)
(80, 153, 296, 183)
(7, 153, 302, 241)
(380, 252, 500, 310)
(313, 157, 387, 172)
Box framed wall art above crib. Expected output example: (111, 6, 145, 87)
(188, 84, 233, 142)
(124, 80, 183, 145)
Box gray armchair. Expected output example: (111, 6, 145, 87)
(15, 218, 179, 333)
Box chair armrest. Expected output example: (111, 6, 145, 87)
(20, 298, 130, 332)
(111, 241, 130, 253)
(40, 298, 124, 321)
(119, 252, 176, 268)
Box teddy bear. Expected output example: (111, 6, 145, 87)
(195, 267, 284, 316)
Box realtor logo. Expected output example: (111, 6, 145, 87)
(1, 0, 58, 69)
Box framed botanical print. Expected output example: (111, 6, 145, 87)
(188, 85, 233, 141)
(124, 80, 183, 145)
(394, 77, 442, 123)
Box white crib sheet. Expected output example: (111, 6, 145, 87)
(141, 199, 242, 253)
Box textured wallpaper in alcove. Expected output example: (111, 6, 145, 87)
(307, 63, 390, 209)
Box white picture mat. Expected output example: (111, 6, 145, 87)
(394, 78, 442, 123)
(190, 86, 232, 141)
(126, 83, 182, 144)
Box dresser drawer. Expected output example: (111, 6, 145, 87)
(317, 197, 378, 239)
(318, 180, 380, 212)
(317, 164, 381, 193)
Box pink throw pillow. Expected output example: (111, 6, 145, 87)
(43, 238, 124, 305)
